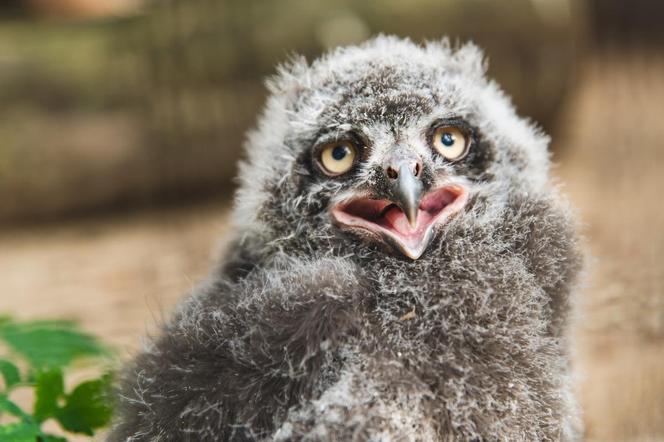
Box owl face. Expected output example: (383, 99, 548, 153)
(311, 116, 477, 259)
(235, 37, 549, 260)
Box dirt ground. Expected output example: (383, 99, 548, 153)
(1, 51, 663, 441)
(0, 201, 231, 353)
(556, 50, 664, 441)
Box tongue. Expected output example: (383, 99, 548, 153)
(383, 206, 415, 235)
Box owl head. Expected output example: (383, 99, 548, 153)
(233, 36, 551, 261)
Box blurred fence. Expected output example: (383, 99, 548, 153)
(0, 0, 577, 223)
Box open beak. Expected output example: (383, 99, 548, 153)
(331, 150, 468, 259)
(331, 184, 468, 259)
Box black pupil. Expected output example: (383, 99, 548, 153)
(332, 145, 348, 160)
(441, 132, 455, 147)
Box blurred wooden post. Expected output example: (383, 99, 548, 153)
(0, 0, 576, 224)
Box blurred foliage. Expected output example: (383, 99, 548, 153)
(0, 316, 113, 441)
(0, 0, 578, 224)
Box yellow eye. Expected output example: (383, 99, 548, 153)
(318, 141, 358, 175)
(432, 126, 469, 161)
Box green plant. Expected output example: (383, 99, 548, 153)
(0, 316, 114, 441)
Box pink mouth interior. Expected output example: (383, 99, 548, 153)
(332, 186, 468, 258)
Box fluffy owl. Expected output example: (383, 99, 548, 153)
(109, 36, 583, 441)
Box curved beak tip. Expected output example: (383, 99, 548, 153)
(406, 209, 418, 229)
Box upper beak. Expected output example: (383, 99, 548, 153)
(387, 159, 423, 228)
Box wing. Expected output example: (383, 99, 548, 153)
(107, 257, 364, 441)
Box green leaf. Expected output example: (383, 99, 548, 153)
(33, 369, 64, 422)
(0, 422, 41, 442)
(0, 316, 11, 329)
(40, 435, 68, 442)
(55, 374, 113, 435)
(0, 359, 21, 390)
(0, 319, 107, 369)
(24, 370, 36, 384)
(0, 394, 30, 419)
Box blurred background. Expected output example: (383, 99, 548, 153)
(0, 0, 662, 440)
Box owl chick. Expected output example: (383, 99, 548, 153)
(109, 36, 583, 441)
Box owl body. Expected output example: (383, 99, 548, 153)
(110, 37, 582, 441)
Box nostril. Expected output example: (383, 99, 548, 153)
(413, 162, 421, 178)
(386, 167, 399, 180)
